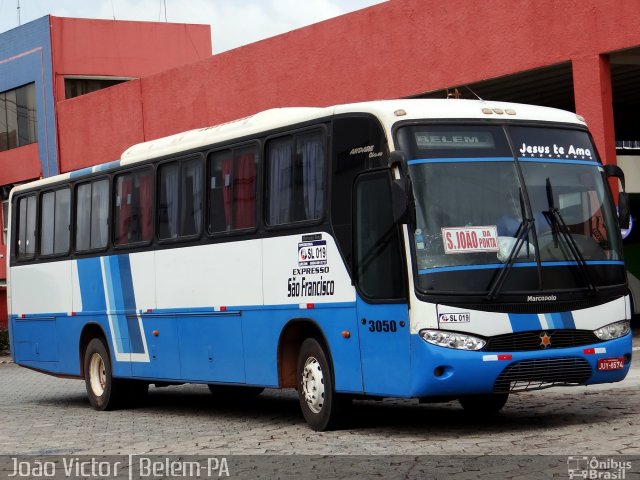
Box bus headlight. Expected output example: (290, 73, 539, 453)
(593, 320, 630, 341)
(419, 329, 486, 351)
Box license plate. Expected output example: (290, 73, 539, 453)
(597, 357, 625, 371)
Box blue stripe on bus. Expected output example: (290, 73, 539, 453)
(406, 157, 601, 167)
(76, 258, 107, 312)
(104, 255, 145, 355)
(418, 260, 624, 275)
(517, 158, 601, 166)
(68, 160, 122, 179)
(544, 312, 576, 329)
(117, 255, 145, 354)
(408, 157, 514, 165)
(102, 256, 127, 353)
(418, 262, 536, 274)
(508, 313, 541, 332)
(559, 311, 575, 329)
(541, 260, 625, 267)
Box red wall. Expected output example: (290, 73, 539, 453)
(50, 16, 212, 172)
(49, 16, 212, 101)
(56, 0, 640, 168)
(0, 143, 41, 185)
(57, 80, 145, 172)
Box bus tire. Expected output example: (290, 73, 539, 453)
(458, 393, 509, 415)
(84, 338, 124, 411)
(297, 337, 342, 431)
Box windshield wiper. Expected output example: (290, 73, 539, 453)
(543, 178, 598, 295)
(487, 188, 535, 300)
(486, 216, 535, 300)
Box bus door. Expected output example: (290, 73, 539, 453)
(353, 170, 411, 396)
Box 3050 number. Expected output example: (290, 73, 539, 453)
(368, 320, 397, 333)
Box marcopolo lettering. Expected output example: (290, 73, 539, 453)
(527, 295, 557, 302)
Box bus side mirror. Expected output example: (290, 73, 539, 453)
(603, 164, 630, 229)
(618, 192, 631, 230)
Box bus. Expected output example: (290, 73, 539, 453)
(7, 99, 633, 431)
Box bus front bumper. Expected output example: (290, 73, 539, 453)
(409, 332, 632, 397)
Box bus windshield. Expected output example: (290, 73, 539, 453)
(398, 124, 624, 294)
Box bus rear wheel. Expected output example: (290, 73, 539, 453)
(84, 338, 124, 410)
(458, 393, 509, 415)
(297, 338, 343, 431)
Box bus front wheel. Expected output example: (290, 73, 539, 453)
(458, 393, 509, 415)
(297, 338, 343, 431)
(84, 338, 124, 411)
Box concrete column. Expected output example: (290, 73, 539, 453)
(572, 55, 617, 166)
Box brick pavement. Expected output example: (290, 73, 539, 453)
(0, 333, 638, 456)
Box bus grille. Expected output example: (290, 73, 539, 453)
(494, 357, 592, 393)
(484, 330, 600, 352)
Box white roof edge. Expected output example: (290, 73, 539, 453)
(121, 99, 585, 164)
(11, 99, 586, 195)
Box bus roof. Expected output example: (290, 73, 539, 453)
(12, 99, 586, 194)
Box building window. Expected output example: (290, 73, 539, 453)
(76, 179, 109, 252)
(266, 131, 325, 226)
(208, 146, 257, 233)
(0, 83, 38, 152)
(114, 169, 153, 245)
(40, 188, 71, 256)
(64, 78, 128, 99)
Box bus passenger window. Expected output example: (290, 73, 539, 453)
(208, 147, 257, 233)
(76, 179, 109, 251)
(266, 131, 325, 226)
(114, 169, 153, 245)
(16, 195, 36, 259)
(40, 188, 70, 256)
(158, 157, 203, 240)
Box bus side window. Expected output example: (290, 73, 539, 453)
(354, 170, 406, 300)
(208, 146, 257, 233)
(266, 130, 325, 226)
(114, 169, 153, 245)
(16, 194, 37, 259)
(76, 179, 109, 252)
(40, 188, 70, 256)
(158, 157, 204, 240)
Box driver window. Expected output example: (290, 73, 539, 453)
(354, 170, 405, 300)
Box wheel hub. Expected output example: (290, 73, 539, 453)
(302, 356, 325, 414)
(89, 353, 106, 396)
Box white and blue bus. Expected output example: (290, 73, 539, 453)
(7, 100, 633, 431)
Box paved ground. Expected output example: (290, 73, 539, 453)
(0, 331, 639, 459)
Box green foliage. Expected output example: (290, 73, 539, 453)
(0, 329, 9, 355)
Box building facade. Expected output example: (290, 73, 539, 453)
(2, 0, 640, 326)
(0, 16, 211, 327)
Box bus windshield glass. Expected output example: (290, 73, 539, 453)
(397, 124, 624, 294)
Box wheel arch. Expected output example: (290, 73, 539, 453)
(277, 318, 333, 388)
(79, 322, 109, 377)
